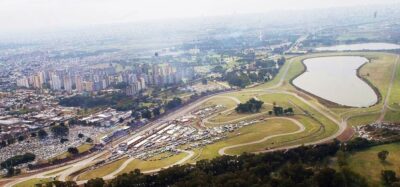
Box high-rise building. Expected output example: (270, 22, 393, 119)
(82, 81, 93, 92)
(50, 74, 62, 90)
(33, 75, 42, 89)
(75, 76, 83, 92)
(63, 76, 73, 92)
(16, 76, 30, 88)
(139, 77, 146, 90)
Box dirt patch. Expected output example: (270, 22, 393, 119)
(336, 127, 355, 142)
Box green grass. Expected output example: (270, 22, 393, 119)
(118, 153, 188, 175)
(384, 110, 400, 122)
(347, 113, 380, 127)
(78, 158, 129, 181)
(339, 143, 400, 186)
(188, 118, 302, 161)
(13, 178, 52, 187)
(388, 55, 400, 110)
(200, 90, 339, 154)
(52, 143, 93, 160)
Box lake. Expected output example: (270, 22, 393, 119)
(315, 43, 400, 51)
(293, 56, 378, 107)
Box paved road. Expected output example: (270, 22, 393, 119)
(218, 117, 306, 155)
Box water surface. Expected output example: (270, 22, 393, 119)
(293, 56, 378, 107)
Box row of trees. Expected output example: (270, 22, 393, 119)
(78, 140, 370, 187)
(225, 71, 251, 88)
(0, 153, 35, 169)
(235, 98, 264, 113)
(272, 105, 294, 116)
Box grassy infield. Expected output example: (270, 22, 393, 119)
(15, 52, 400, 186)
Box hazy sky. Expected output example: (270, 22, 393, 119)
(0, 0, 398, 32)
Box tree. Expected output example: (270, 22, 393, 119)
(381, 170, 398, 186)
(38, 129, 48, 139)
(225, 72, 251, 88)
(78, 133, 84, 139)
(51, 124, 69, 137)
(166, 97, 182, 110)
(142, 109, 152, 119)
(67, 147, 79, 155)
(378, 150, 389, 162)
(31, 132, 37, 137)
(85, 178, 105, 187)
(1, 153, 36, 169)
(153, 107, 161, 117)
(273, 106, 284, 116)
(17, 135, 25, 142)
(235, 98, 264, 113)
(86, 138, 93, 143)
(60, 138, 69, 144)
(119, 117, 124, 123)
(277, 57, 286, 66)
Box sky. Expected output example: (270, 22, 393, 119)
(0, 0, 398, 33)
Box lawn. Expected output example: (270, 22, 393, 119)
(188, 118, 301, 161)
(52, 143, 93, 160)
(13, 178, 52, 187)
(388, 55, 400, 110)
(341, 143, 400, 186)
(78, 158, 129, 181)
(384, 110, 400, 122)
(204, 91, 339, 154)
(117, 152, 188, 175)
(347, 113, 380, 127)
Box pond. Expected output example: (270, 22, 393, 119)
(315, 43, 400, 51)
(293, 56, 378, 107)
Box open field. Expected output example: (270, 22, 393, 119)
(52, 143, 93, 160)
(337, 143, 400, 186)
(188, 118, 300, 161)
(347, 113, 380, 127)
(77, 158, 129, 181)
(117, 152, 188, 175)
(13, 178, 52, 187)
(384, 110, 400, 122)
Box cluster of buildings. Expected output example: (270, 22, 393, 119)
(80, 108, 132, 127)
(15, 63, 195, 96)
(103, 104, 260, 163)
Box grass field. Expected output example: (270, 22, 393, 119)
(189, 118, 300, 161)
(338, 143, 400, 186)
(78, 158, 129, 181)
(13, 178, 52, 187)
(52, 143, 93, 160)
(384, 110, 400, 122)
(347, 113, 380, 127)
(117, 152, 188, 175)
